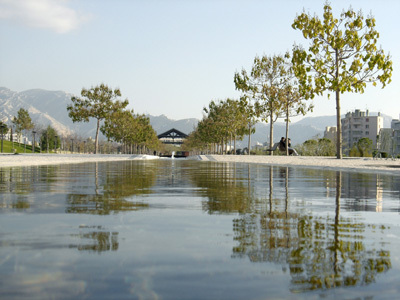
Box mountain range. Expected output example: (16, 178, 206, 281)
(0, 87, 393, 146)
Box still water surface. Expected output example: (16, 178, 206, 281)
(0, 160, 399, 299)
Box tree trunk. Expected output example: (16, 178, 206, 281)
(248, 122, 251, 155)
(285, 103, 289, 156)
(335, 49, 342, 159)
(95, 118, 100, 154)
(269, 113, 274, 156)
(230, 133, 233, 154)
(336, 89, 342, 159)
(234, 135, 237, 155)
(334, 171, 341, 273)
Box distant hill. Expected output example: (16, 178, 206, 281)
(294, 115, 337, 131)
(0, 87, 393, 146)
(148, 114, 198, 135)
(237, 121, 322, 148)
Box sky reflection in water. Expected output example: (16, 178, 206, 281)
(0, 160, 399, 300)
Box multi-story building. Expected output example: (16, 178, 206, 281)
(391, 118, 400, 155)
(341, 109, 383, 152)
(324, 126, 337, 141)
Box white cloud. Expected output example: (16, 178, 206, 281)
(0, 0, 90, 33)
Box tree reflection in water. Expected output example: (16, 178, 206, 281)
(0, 161, 157, 214)
(66, 161, 156, 214)
(69, 225, 119, 253)
(287, 171, 391, 291)
(189, 162, 254, 214)
(192, 164, 392, 292)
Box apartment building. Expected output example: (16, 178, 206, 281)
(341, 109, 383, 152)
(391, 118, 400, 155)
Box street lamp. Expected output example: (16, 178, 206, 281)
(32, 131, 36, 154)
(11, 125, 14, 151)
(11, 125, 14, 152)
(0, 124, 5, 153)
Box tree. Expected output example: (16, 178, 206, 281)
(292, 2, 393, 159)
(277, 55, 314, 155)
(40, 125, 60, 153)
(200, 98, 249, 154)
(280, 86, 313, 155)
(0, 122, 8, 153)
(357, 137, 373, 157)
(234, 54, 288, 154)
(101, 109, 135, 153)
(225, 98, 248, 154)
(298, 138, 336, 156)
(12, 108, 34, 152)
(193, 116, 218, 153)
(101, 109, 160, 154)
(0, 122, 8, 136)
(239, 97, 257, 155)
(131, 114, 160, 154)
(67, 84, 129, 154)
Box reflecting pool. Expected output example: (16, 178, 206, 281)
(0, 160, 399, 299)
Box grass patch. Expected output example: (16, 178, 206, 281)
(0, 139, 41, 153)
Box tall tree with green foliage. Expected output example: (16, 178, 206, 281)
(131, 114, 160, 154)
(292, 2, 393, 158)
(280, 85, 313, 155)
(0, 122, 8, 136)
(225, 98, 248, 154)
(0, 122, 8, 153)
(275, 53, 314, 155)
(101, 109, 134, 152)
(12, 108, 34, 152)
(40, 125, 60, 153)
(357, 137, 373, 157)
(67, 84, 129, 154)
(194, 116, 218, 153)
(235, 54, 292, 154)
(202, 98, 249, 154)
(239, 97, 257, 155)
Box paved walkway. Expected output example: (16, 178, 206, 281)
(0, 153, 158, 167)
(195, 154, 400, 174)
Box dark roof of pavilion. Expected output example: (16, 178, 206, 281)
(157, 128, 188, 139)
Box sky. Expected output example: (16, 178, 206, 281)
(0, 0, 399, 121)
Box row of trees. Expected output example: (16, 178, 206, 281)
(184, 51, 313, 156)
(3, 84, 161, 154)
(1, 108, 59, 153)
(67, 84, 161, 154)
(184, 99, 249, 154)
(185, 2, 392, 159)
(233, 53, 313, 155)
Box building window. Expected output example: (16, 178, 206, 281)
(366, 118, 369, 122)
(366, 131, 369, 135)
(366, 125, 369, 128)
